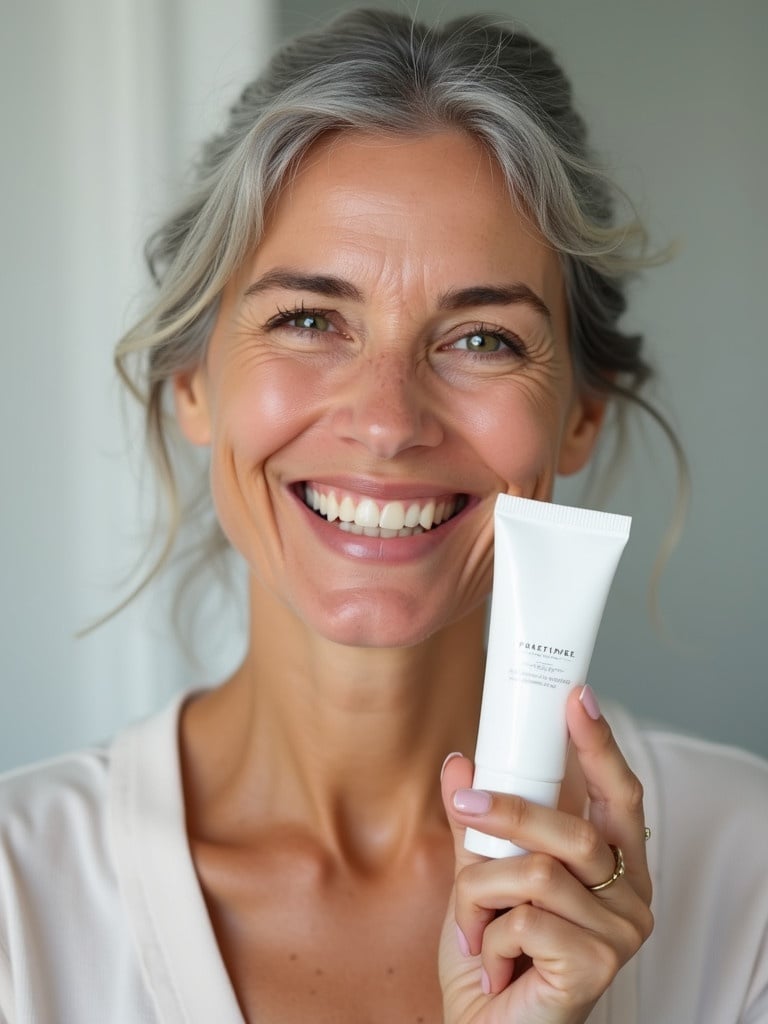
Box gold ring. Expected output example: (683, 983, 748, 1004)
(587, 845, 625, 893)
(644, 826, 652, 842)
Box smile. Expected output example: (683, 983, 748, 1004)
(302, 484, 468, 538)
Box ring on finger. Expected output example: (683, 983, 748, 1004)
(587, 845, 625, 893)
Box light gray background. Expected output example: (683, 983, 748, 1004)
(1, 0, 766, 770)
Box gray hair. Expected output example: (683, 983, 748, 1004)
(115, 8, 686, 623)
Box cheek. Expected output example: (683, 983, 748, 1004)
(457, 386, 567, 486)
(206, 361, 324, 547)
(216, 360, 324, 464)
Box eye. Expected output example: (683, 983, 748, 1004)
(275, 309, 333, 332)
(449, 328, 526, 358)
(457, 331, 503, 353)
(290, 311, 332, 332)
(263, 305, 338, 334)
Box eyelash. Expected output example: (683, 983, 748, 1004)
(263, 305, 527, 359)
(264, 304, 332, 331)
(454, 324, 528, 359)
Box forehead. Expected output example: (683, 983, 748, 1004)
(281, 129, 506, 207)
(248, 130, 563, 305)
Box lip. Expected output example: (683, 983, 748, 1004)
(294, 475, 466, 502)
(288, 480, 477, 563)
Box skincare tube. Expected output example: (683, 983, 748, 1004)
(465, 494, 631, 859)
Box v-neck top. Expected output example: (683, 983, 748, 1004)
(1, 693, 767, 1022)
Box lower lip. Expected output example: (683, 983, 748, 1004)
(290, 490, 470, 564)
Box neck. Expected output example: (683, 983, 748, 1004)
(181, 577, 486, 870)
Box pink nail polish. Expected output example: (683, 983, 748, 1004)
(579, 684, 601, 721)
(453, 788, 492, 815)
(455, 924, 471, 957)
(481, 967, 491, 995)
(440, 751, 463, 780)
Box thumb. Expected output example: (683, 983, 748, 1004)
(440, 752, 487, 876)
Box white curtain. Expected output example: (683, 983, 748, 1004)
(0, 0, 273, 770)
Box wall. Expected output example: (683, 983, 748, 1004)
(0, 0, 271, 771)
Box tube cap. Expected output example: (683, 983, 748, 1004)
(463, 767, 561, 859)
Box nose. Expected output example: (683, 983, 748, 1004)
(329, 350, 444, 459)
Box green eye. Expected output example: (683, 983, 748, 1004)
(459, 332, 503, 353)
(293, 312, 331, 332)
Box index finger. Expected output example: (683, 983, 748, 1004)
(567, 686, 651, 902)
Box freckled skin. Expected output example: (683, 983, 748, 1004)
(173, 132, 606, 1023)
(177, 131, 598, 649)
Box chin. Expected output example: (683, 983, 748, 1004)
(305, 590, 448, 650)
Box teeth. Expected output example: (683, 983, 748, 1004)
(419, 501, 436, 530)
(338, 523, 426, 538)
(303, 486, 464, 536)
(326, 492, 339, 522)
(354, 498, 380, 529)
(379, 501, 405, 530)
(404, 503, 421, 528)
(338, 495, 356, 523)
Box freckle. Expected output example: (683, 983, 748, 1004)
(315, 968, 324, 976)
(289, 953, 298, 961)
(386, 966, 395, 975)
(310, 988, 317, 996)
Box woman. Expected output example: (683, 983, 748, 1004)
(1, 9, 766, 1023)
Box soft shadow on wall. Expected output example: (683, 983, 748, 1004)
(0, 0, 273, 772)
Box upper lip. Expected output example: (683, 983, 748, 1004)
(293, 476, 471, 502)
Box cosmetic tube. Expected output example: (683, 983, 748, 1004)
(465, 494, 631, 859)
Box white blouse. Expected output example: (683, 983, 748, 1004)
(1, 695, 767, 1023)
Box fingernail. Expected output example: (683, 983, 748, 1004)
(579, 684, 601, 721)
(453, 788, 492, 815)
(480, 966, 491, 995)
(455, 923, 471, 958)
(440, 751, 463, 780)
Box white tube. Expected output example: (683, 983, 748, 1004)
(465, 494, 631, 859)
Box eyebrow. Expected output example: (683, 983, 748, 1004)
(243, 270, 362, 301)
(243, 269, 551, 322)
(436, 284, 551, 323)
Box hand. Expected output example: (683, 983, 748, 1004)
(438, 686, 653, 1024)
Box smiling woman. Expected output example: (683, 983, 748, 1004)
(171, 130, 593, 649)
(1, 8, 767, 1024)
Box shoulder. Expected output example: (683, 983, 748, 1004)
(640, 726, 768, 915)
(0, 692, 190, 851)
(641, 724, 768, 827)
(0, 748, 115, 929)
(0, 747, 111, 848)
(608, 703, 768, 823)
(0, 742, 164, 1022)
(608, 705, 768, 919)
(617, 711, 768, 868)
(607, 708, 768, 1020)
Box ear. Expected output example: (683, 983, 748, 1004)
(172, 365, 212, 446)
(557, 391, 607, 476)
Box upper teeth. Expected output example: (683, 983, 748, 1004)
(303, 485, 461, 533)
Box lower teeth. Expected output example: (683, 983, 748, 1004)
(337, 522, 426, 537)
